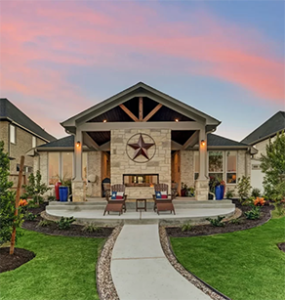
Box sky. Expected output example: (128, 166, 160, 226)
(0, 1, 284, 141)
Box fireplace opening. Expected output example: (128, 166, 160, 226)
(123, 174, 159, 187)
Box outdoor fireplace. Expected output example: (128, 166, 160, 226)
(123, 174, 159, 187)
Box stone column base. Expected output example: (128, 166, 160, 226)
(72, 180, 86, 202)
(195, 179, 209, 201)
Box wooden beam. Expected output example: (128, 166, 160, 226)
(139, 97, 143, 121)
(79, 121, 204, 132)
(171, 140, 183, 150)
(182, 130, 199, 150)
(119, 104, 139, 122)
(83, 132, 100, 150)
(143, 103, 162, 122)
(99, 141, 110, 151)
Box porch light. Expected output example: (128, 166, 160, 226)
(175, 119, 179, 122)
(201, 140, 206, 147)
(103, 119, 107, 123)
(76, 141, 81, 148)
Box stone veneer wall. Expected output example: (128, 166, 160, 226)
(86, 151, 102, 197)
(180, 150, 195, 189)
(111, 129, 171, 199)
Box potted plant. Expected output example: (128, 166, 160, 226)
(181, 182, 188, 197)
(59, 178, 72, 202)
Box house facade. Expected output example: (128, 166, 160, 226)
(0, 98, 56, 188)
(31, 83, 254, 201)
(241, 111, 285, 193)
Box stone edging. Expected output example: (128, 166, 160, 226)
(159, 226, 231, 300)
(96, 226, 122, 300)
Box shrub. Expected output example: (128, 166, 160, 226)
(25, 212, 38, 221)
(37, 220, 51, 227)
(244, 206, 261, 220)
(82, 223, 101, 233)
(254, 197, 266, 206)
(57, 217, 76, 230)
(27, 201, 39, 209)
(180, 222, 192, 232)
(237, 176, 251, 203)
(251, 188, 261, 198)
(230, 218, 244, 225)
(273, 202, 285, 217)
(19, 199, 28, 207)
(206, 216, 225, 227)
(241, 196, 255, 206)
(226, 190, 234, 199)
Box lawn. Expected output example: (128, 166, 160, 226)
(0, 228, 105, 300)
(171, 217, 285, 300)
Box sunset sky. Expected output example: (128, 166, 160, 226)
(0, 1, 284, 141)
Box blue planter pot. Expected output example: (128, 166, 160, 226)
(59, 186, 68, 202)
(215, 185, 223, 200)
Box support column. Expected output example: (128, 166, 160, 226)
(72, 130, 85, 202)
(195, 128, 209, 200)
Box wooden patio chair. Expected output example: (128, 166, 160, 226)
(153, 183, 175, 215)
(171, 182, 178, 199)
(103, 184, 128, 216)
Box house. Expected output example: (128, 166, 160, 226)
(31, 82, 255, 201)
(241, 111, 285, 193)
(0, 98, 56, 188)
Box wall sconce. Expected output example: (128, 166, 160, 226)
(76, 141, 81, 148)
(175, 119, 179, 122)
(103, 119, 107, 123)
(201, 140, 206, 147)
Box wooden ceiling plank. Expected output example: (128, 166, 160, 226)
(143, 103, 163, 122)
(119, 104, 139, 122)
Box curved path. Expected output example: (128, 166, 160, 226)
(111, 222, 211, 300)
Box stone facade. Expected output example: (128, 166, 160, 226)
(180, 150, 195, 189)
(111, 129, 171, 199)
(86, 151, 102, 197)
(0, 121, 9, 153)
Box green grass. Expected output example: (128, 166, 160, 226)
(0, 229, 105, 300)
(171, 217, 285, 300)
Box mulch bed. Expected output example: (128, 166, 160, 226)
(278, 242, 285, 253)
(0, 247, 35, 273)
(167, 199, 275, 237)
(22, 202, 113, 238)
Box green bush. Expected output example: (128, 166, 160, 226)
(180, 222, 192, 232)
(82, 223, 101, 233)
(230, 218, 244, 225)
(226, 190, 234, 199)
(237, 176, 251, 203)
(25, 212, 38, 221)
(273, 202, 285, 216)
(206, 216, 225, 227)
(251, 188, 261, 198)
(37, 220, 51, 227)
(244, 206, 261, 220)
(57, 217, 76, 230)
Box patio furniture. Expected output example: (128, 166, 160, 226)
(171, 182, 178, 199)
(153, 183, 175, 215)
(103, 184, 127, 216)
(136, 198, 147, 212)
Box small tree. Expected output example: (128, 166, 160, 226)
(23, 170, 50, 205)
(237, 176, 251, 203)
(0, 141, 16, 245)
(260, 131, 285, 200)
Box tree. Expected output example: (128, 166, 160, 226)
(237, 175, 251, 203)
(0, 141, 16, 245)
(260, 131, 285, 200)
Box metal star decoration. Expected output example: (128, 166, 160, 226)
(127, 134, 155, 160)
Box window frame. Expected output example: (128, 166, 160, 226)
(208, 151, 224, 180)
(32, 136, 36, 148)
(10, 124, 16, 144)
(193, 151, 199, 180)
(226, 151, 237, 185)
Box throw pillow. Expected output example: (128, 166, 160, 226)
(116, 192, 124, 199)
(161, 191, 168, 199)
(155, 191, 162, 199)
(111, 191, 117, 199)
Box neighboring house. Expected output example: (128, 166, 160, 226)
(241, 111, 285, 193)
(0, 98, 56, 189)
(31, 82, 255, 201)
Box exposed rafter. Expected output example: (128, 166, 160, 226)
(182, 130, 199, 150)
(171, 140, 183, 150)
(119, 104, 139, 122)
(99, 141, 110, 151)
(143, 103, 163, 122)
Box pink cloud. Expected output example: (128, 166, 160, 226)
(0, 1, 283, 138)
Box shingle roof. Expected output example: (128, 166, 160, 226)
(241, 111, 285, 145)
(207, 134, 249, 147)
(38, 135, 73, 148)
(0, 98, 56, 142)
(38, 133, 248, 149)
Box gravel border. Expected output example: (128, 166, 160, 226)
(96, 226, 122, 300)
(159, 226, 231, 300)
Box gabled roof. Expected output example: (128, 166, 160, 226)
(0, 98, 56, 142)
(61, 82, 221, 132)
(38, 135, 74, 149)
(241, 111, 285, 145)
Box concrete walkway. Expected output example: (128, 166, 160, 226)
(111, 223, 211, 300)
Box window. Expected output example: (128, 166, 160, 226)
(62, 152, 73, 180)
(226, 151, 237, 184)
(194, 151, 199, 180)
(48, 153, 60, 185)
(208, 151, 223, 182)
(10, 125, 16, 144)
(32, 136, 36, 148)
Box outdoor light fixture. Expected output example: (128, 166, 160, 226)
(76, 141, 81, 148)
(103, 119, 107, 123)
(201, 140, 206, 147)
(175, 119, 179, 122)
